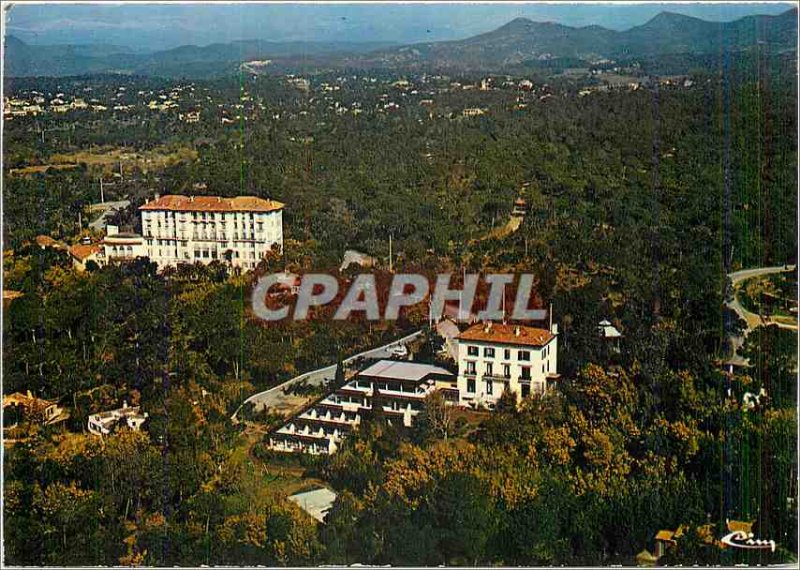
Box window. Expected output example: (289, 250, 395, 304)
(485, 362, 493, 376)
(484, 347, 495, 358)
(521, 384, 530, 398)
(542, 364, 545, 374)
(521, 366, 531, 380)
(467, 378, 476, 393)
(466, 361, 476, 375)
(467, 346, 479, 356)
(503, 364, 511, 378)
(518, 350, 530, 361)
(504, 349, 511, 360)
(486, 380, 493, 395)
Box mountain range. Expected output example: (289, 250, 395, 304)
(353, 9, 797, 69)
(5, 8, 797, 78)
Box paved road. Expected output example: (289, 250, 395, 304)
(233, 329, 423, 419)
(724, 265, 797, 368)
(88, 200, 130, 231)
(727, 265, 797, 334)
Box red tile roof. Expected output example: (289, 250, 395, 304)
(139, 194, 284, 213)
(69, 244, 102, 261)
(456, 322, 554, 347)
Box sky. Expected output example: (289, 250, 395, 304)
(5, 2, 796, 51)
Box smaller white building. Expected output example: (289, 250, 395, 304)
(456, 322, 559, 407)
(102, 226, 147, 262)
(598, 319, 623, 353)
(88, 402, 148, 436)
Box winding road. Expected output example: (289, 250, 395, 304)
(724, 265, 797, 368)
(727, 265, 797, 333)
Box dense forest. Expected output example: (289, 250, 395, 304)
(3, 47, 797, 566)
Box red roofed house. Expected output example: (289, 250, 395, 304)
(69, 243, 104, 271)
(139, 194, 284, 270)
(456, 322, 559, 407)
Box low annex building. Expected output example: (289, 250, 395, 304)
(102, 226, 147, 262)
(267, 360, 455, 455)
(456, 322, 559, 407)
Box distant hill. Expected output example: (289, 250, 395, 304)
(351, 8, 798, 69)
(3, 36, 395, 78)
(5, 8, 797, 77)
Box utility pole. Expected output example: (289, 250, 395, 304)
(99, 177, 105, 203)
(388, 234, 393, 273)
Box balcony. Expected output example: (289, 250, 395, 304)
(483, 374, 510, 382)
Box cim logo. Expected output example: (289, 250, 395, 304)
(720, 529, 777, 553)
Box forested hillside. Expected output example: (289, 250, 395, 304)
(3, 38, 797, 566)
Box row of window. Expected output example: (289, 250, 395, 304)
(148, 211, 270, 222)
(464, 361, 550, 377)
(466, 345, 550, 361)
(465, 378, 544, 396)
(145, 231, 278, 242)
(466, 378, 495, 394)
(355, 380, 420, 393)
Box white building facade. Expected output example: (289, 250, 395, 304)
(456, 322, 559, 407)
(268, 360, 455, 455)
(102, 226, 147, 262)
(139, 194, 284, 270)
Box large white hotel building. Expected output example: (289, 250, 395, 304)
(137, 194, 284, 269)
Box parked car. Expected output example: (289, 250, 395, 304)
(387, 344, 408, 358)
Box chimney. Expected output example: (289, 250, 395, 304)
(483, 321, 492, 333)
(145, 198, 149, 204)
(154, 192, 160, 200)
(217, 196, 222, 202)
(514, 326, 520, 337)
(551, 323, 559, 335)
(190, 196, 195, 203)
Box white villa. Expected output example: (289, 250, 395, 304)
(455, 322, 559, 407)
(87, 402, 148, 436)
